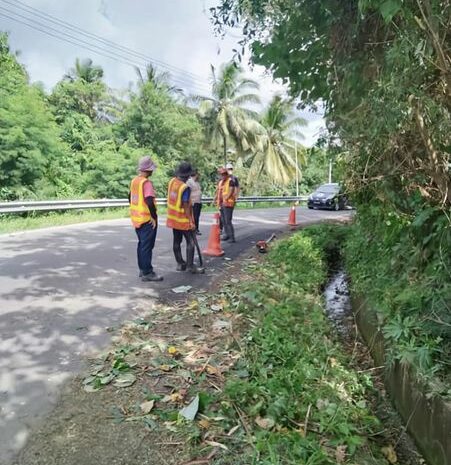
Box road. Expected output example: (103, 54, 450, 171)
(0, 207, 351, 463)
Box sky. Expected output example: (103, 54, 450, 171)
(0, 0, 325, 146)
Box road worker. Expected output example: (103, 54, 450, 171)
(214, 166, 237, 243)
(166, 162, 204, 274)
(186, 170, 202, 235)
(129, 156, 163, 282)
(226, 162, 240, 199)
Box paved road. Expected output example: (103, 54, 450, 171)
(0, 207, 350, 463)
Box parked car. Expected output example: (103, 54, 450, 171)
(307, 183, 348, 210)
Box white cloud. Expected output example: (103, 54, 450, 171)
(1, 0, 324, 145)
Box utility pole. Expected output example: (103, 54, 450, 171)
(295, 142, 299, 197)
(328, 158, 332, 183)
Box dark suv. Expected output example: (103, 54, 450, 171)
(307, 183, 347, 211)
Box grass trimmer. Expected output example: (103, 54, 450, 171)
(256, 233, 276, 253)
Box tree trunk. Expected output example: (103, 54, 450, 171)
(223, 134, 227, 166)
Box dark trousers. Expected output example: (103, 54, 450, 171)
(221, 206, 235, 240)
(193, 203, 202, 232)
(135, 222, 157, 275)
(173, 229, 195, 268)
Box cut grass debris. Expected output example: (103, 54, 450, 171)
(79, 229, 398, 464)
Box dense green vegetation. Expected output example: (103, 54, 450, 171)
(0, 33, 330, 203)
(212, 0, 450, 381)
(215, 229, 389, 464)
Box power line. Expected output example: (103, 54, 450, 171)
(0, 9, 211, 94)
(0, 5, 210, 93)
(0, 0, 209, 86)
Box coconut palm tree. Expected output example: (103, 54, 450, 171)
(65, 58, 104, 83)
(194, 62, 262, 164)
(134, 64, 183, 96)
(247, 95, 307, 185)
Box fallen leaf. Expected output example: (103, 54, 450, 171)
(206, 365, 220, 375)
(83, 384, 101, 393)
(227, 425, 240, 436)
(113, 373, 136, 388)
(168, 346, 178, 355)
(205, 440, 229, 451)
(140, 400, 155, 414)
(198, 418, 210, 429)
(335, 445, 347, 463)
(179, 394, 200, 421)
(172, 285, 192, 294)
(255, 416, 275, 430)
(381, 445, 398, 464)
(171, 392, 184, 403)
(210, 304, 223, 312)
(230, 278, 239, 284)
(99, 373, 114, 385)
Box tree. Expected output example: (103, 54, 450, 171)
(195, 62, 262, 164)
(65, 58, 104, 83)
(0, 33, 71, 200)
(135, 63, 183, 96)
(247, 95, 306, 185)
(49, 59, 108, 122)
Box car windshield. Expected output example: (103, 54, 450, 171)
(316, 184, 339, 194)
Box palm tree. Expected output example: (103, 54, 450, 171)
(134, 64, 183, 96)
(65, 58, 104, 83)
(194, 62, 261, 164)
(247, 95, 307, 185)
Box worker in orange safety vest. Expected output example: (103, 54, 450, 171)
(129, 156, 163, 282)
(214, 166, 237, 243)
(166, 162, 204, 274)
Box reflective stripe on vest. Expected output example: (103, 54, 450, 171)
(129, 176, 153, 228)
(220, 177, 236, 207)
(166, 177, 191, 230)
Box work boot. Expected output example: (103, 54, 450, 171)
(141, 272, 163, 282)
(230, 238, 236, 243)
(188, 265, 205, 274)
(139, 271, 143, 278)
(176, 262, 187, 271)
(196, 230, 202, 236)
(221, 235, 230, 241)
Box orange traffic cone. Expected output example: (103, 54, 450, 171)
(203, 212, 225, 257)
(288, 205, 297, 226)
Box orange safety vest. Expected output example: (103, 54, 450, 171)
(218, 177, 236, 208)
(166, 177, 192, 230)
(129, 176, 156, 228)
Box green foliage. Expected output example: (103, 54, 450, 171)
(212, 0, 451, 387)
(220, 230, 387, 464)
(345, 208, 451, 385)
(195, 62, 262, 165)
(0, 33, 72, 200)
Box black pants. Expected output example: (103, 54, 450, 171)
(221, 206, 235, 240)
(192, 203, 202, 232)
(135, 222, 157, 274)
(172, 229, 195, 268)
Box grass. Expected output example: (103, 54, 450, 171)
(67, 225, 397, 464)
(0, 208, 129, 234)
(0, 201, 297, 234)
(203, 229, 387, 464)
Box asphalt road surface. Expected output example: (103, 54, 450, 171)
(0, 207, 351, 463)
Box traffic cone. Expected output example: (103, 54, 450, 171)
(203, 212, 225, 257)
(288, 205, 297, 227)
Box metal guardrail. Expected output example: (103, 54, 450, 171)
(0, 196, 308, 214)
